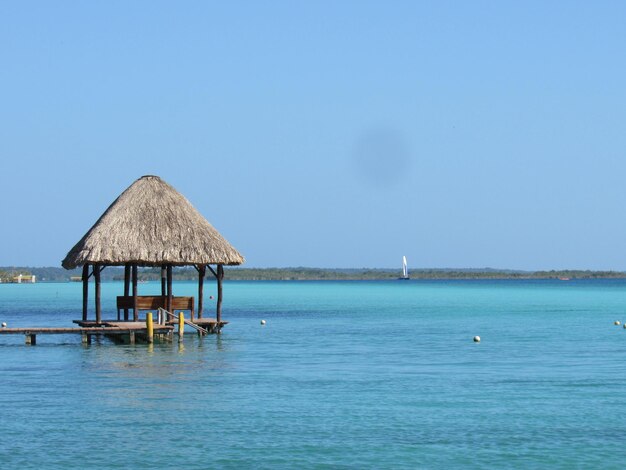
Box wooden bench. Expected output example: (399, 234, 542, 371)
(116, 296, 195, 320)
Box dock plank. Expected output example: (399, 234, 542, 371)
(0, 325, 173, 335)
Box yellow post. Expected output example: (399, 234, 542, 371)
(146, 312, 154, 344)
(178, 312, 185, 339)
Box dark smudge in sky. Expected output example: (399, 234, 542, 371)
(352, 127, 411, 189)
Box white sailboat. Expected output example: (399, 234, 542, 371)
(399, 256, 409, 280)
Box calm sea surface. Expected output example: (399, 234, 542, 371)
(1, 279, 626, 469)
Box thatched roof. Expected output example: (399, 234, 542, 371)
(62, 175, 244, 269)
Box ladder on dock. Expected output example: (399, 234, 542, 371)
(157, 308, 209, 336)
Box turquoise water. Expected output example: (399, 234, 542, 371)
(1, 279, 626, 469)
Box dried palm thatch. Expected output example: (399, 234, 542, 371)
(62, 175, 244, 269)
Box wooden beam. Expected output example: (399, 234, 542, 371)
(82, 264, 89, 322)
(216, 264, 224, 328)
(167, 265, 173, 313)
(208, 265, 218, 278)
(132, 264, 138, 321)
(197, 265, 206, 320)
(123, 264, 131, 321)
(94, 263, 102, 324)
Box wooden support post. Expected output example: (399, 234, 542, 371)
(198, 265, 206, 320)
(25, 334, 36, 345)
(146, 312, 154, 344)
(161, 265, 166, 296)
(129, 331, 136, 345)
(132, 264, 138, 322)
(82, 264, 89, 322)
(94, 263, 102, 324)
(81, 333, 92, 345)
(124, 264, 131, 321)
(167, 265, 173, 314)
(178, 312, 185, 340)
(216, 264, 224, 330)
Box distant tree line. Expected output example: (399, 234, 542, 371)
(1, 266, 626, 282)
(221, 268, 626, 280)
(0, 269, 33, 283)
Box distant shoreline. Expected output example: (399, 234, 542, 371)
(1, 266, 626, 282)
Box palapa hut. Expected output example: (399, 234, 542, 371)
(62, 175, 244, 330)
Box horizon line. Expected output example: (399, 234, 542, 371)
(1, 265, 626, 273)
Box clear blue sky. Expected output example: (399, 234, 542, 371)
(2, 1, 626, 270)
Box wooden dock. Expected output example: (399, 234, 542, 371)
(76, 317, 228, 334)
(0, 306, 229, 345)
(0, 322, 174, 345)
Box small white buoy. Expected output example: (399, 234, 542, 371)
(615, 321, 621, 326)
(260, 320, 266, 325)
(473, 336, 480, 343)
(1, 322, 6, 328)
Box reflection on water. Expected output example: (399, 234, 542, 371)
(74, 336, 234, 409)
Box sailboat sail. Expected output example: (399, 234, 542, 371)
(402, 256, 408, 279)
